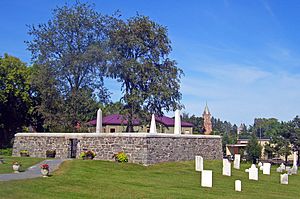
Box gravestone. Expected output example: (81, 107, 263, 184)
(293, 151, 298, 167)
(222, 159, 231, 176)
(280, 174, 288, 185)
(260, 166, 264, 171)
(249, 164, 258, 180)
(235, 180, 242, 192)
(263, 163, 271, 175)
(276, 167, 284, 173)
(285, 166, 291, 171)
(291, 165, 298, 175)
(201, 170, 213, 188)
(258, 162, 263, 167)
(234, 154, 241, 169)
(280, 163, 285, 170)
(245, 169, 249, 173)
(195, 156, 203, 172)
(0, 157, 4, 164)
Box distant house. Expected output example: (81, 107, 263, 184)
(226, 138, 270, 159)
(88, 114, 193, 134)
(226, 138, 294, 161)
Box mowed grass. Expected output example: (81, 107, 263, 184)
(0, 156, 44, 174)
(0, 159, 299, 199)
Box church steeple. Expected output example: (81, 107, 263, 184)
(203, 102, 210, 115)
(202, 103, 212, 135)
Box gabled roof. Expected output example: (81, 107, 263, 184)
(87, 114, 193, 127)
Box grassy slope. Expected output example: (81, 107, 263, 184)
(0, 160, 299, 199)
(0, 156, 44, 174)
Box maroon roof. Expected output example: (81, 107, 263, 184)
(87, 114, 193, 127)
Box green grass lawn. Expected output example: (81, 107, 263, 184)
(0, 156, 44, 174)
(0, 159, 299, 199)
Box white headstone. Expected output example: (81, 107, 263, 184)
(234, 154, 241, 169)
(245, 169, 249, 173)
(222, 159, 231, 176)
(285, 166, 291, 171)
(149, 114, 157, 134)
(287, 168, 293, 175)
(263, 163, 271, 175)
(258, 162, 263, 167)
(235, 180, 242, 192)
(293, 151, 298, 167)
(280, 163, 285, 170)
(195, 156, 203, 172)
(291, 165, 298, 175)
(249, 165, 258, 180)
(276, 167, 284, 173)
(280, 174, 288, 185)
(201, 170, 213, 188)
(96, 108, 102, 133)
(174, 110, 181, 135)
(260, 166, 264, 171)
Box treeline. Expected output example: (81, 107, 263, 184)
(0, 2, 183, 147)
(183, 114, 300, 163)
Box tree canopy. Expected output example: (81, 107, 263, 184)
(108, 15, 183, 131)
(27, 2, 111, 131)
(0, 54, 33, 147)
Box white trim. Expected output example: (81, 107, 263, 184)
(14, 132, 221, 139)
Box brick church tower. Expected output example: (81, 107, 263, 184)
(202, 103, 212, 135)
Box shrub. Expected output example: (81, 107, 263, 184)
(0, 148, 12, 156)
(112, 152, 128, 163)
(46, 150, 56, 158)
(20, 150, 29, 157)
(80, 150, 96, 160)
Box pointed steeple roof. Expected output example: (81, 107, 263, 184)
(203, 102, 210, 115)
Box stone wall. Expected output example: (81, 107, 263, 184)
(13, 133, 222, 165)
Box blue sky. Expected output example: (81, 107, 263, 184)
(1, 0, 300, 125)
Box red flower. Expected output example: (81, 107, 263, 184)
(40, 164, 49, 169)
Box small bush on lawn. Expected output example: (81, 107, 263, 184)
(112, 152, 128, 163)
(80, 150, 96, 160)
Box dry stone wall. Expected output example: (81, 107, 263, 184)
(13, 133, 222, 165)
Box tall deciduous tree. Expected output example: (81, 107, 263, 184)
(27, 2, 111, 131)
(108, 15, 183, 132)
(0, 54, 33, 147)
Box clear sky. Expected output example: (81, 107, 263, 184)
(1, 0, 300, 125)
